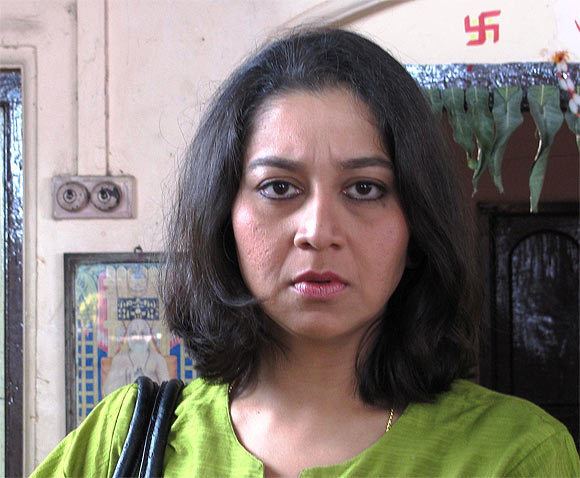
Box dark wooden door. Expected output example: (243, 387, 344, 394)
(1, 70, 24, 477)
(479, 204, 579, 448)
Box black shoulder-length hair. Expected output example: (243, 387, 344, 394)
(161, 28, 482, 409)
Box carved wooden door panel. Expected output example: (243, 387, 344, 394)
(479, 205, 579, 448)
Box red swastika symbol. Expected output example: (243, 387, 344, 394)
(464, 10, 501, 46)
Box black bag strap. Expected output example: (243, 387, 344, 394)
(138, 378, 184, 478)
(113, 377, 159, 478)
(112, 377, 184, 478)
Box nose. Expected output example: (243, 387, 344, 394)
(293, 192, 344, 251)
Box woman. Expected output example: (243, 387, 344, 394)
(33, 28, 579, 477)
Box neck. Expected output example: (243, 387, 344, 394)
(249, 333, 370, 413)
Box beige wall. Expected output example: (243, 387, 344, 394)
(352, 0, 579, 63)
(0, 0, 577, 472)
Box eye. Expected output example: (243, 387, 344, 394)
(343, 181, 387, 201)
(258, 180, 302, 200)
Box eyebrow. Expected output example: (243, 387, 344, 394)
(247, 156, 300, 172)
(247, 155, 394, 172)
(340, 156, 393, 171)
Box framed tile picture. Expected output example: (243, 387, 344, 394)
(64, 253, 196, 431)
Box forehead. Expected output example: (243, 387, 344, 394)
(245, 88, 386, 162)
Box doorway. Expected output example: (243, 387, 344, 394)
(478, 203, 579, 448)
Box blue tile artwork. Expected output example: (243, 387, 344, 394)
(74, 260, 195, 427)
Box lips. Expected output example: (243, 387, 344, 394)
(291, 271, 348, 299)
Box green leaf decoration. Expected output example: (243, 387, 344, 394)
(527, 85, 564, 213)
(490, 87, 524, 193)
(564, 86, 580, 157)
(442, 88, 477, 170)
(424, 88, 443, 115)
(466, 87, 495, 193)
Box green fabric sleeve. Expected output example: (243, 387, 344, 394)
(30, 384, 137, 478)
(506, 430, 580, 477)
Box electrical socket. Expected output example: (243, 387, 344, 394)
(52, 175, 135, 219)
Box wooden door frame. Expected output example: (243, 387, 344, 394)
(0, 69, 24, 477)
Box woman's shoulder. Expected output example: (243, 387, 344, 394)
(395, 379, 579, 476)
(438, 379, 569, 434)
(180, 376, 227, 402)
(31, 383, 138, 477)
(173, 376, 229, 429)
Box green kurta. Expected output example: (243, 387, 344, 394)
(32, 378, 579, 477)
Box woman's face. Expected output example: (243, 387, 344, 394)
(232, 88, 410, 344)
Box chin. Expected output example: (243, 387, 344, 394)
(269, 313, 373, 345)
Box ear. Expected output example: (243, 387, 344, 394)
(405, 239, 424, 269)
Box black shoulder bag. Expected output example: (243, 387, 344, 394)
(113, 376, 185, 478)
